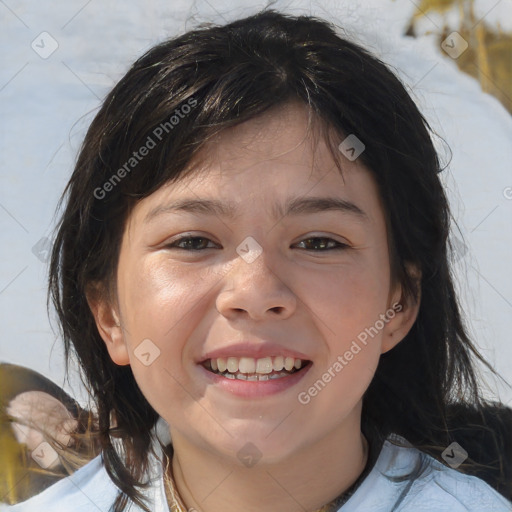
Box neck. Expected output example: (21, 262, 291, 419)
(169, 405, 369, 512)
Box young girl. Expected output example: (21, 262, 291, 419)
(3, 8, 511, 512)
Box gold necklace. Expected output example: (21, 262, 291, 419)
(163, 452, 189, 512)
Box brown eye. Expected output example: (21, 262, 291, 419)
(166, 236, 218, 250)
(294, 237, 348, 251)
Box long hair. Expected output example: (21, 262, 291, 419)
(48, 9, 509, 511)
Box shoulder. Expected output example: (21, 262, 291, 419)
(342, 434, 512, 512)
(0, 455, 118, 512)
(0, 450, 169, 512)
(401, 453, 512, 511)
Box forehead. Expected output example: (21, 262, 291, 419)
(199, 100, 335, 178)
(131, 101, 384, 227)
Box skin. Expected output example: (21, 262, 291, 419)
(89, 100, 421, 512)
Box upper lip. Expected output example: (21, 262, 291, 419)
(197, 341, 311, 363)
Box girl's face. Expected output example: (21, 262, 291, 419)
(92, 101, 419, 465)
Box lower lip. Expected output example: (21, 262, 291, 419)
(197, 363, 312, 398)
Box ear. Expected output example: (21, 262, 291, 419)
(85, 283, 130, 366)
(381, 263, 422, 354)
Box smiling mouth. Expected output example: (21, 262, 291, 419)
(201, 356, 311, 381)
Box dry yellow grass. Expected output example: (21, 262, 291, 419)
(409, 0, 512, 113)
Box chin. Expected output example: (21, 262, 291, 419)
(214, 429, 308, 467)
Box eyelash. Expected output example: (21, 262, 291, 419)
(166, 236, 349, 252)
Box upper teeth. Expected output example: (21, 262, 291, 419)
(210, 356, 304, 374)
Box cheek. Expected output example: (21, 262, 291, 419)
(303, 261, 390, 339)
(300, 259, 391, 403)
(117, 256, 219, 405)
(119, 257, 210, 338)
(120, 260, 197, 417)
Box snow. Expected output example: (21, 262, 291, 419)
(1, 0, 511, 407)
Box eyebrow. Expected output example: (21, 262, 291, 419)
(144, 196, 369, 223)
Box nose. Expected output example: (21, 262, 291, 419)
(215, 249, 297, 322)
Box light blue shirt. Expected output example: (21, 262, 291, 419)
(2, 434, 511, 511)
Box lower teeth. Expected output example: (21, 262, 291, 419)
(217, 370, 296, 381)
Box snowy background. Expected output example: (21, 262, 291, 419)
(1, 0, 511, 406)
